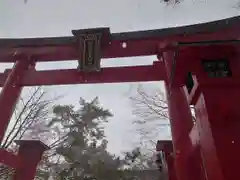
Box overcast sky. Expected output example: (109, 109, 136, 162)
(0, 0, 239, 155)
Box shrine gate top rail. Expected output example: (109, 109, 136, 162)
(0, 15, 239, 63)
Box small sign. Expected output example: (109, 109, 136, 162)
(72, 28, 110, 73)
(202, 59, 232, 78)
(78, 33, 101, 72)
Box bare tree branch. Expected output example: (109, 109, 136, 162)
(129, 84, 195, 156)
(2, 87, 43, 148)
(0, 87, 60, 179)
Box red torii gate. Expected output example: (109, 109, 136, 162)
(0, 15, 239, 180)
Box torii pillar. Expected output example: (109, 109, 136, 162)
(161, 49, 199, 180)
(188, 44, 240, 180)
(14, 140, 50, 180)
(156, 140, 177, 180)
(0, 57, 35, 143)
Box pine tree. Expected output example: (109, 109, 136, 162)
(44, 97, 123, 180)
